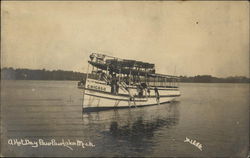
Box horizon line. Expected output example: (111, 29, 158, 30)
(1, 67, 249, 79)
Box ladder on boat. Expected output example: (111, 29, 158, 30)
(119, 81, 128, 92)
(102, 73, 109, 82)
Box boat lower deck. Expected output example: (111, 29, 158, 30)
(82, 88, 180, 109)
(83, 100, 172, 112)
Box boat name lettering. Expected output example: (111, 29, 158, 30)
(87, 84, 106, 91)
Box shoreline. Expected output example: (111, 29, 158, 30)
(1, 79, 249, 84)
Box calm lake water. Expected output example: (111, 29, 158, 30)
(1, 80, 249, 157)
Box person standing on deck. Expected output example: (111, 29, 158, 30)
(111, 73, 116, 94)
(154, 87, 160, 103)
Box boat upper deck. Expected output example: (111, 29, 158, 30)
(78, 53, 179, 90)
(88, 53, 178, 80)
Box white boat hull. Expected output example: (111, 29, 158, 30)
(82, 90, 180, 112)
(79, 78, 181, 111)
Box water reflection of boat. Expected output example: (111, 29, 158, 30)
(109, 104, 179, 138)
(78, 53, 181, 111)
(82, 102, 180, 140)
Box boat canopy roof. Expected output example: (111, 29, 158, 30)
(89, 53, 155, 69)
(88, 61, 155, 76)
(106, 59, 155, 69)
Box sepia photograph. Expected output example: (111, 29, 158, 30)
(1, 1, 249, 157)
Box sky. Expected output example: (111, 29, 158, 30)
(1, 1, 249, 77)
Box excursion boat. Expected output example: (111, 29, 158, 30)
(78, 53, 181, 111)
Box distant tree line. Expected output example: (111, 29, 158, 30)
(1, 67, 86, 81)
(1, 67, 249, 83)
(179, 75, 250, 83)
